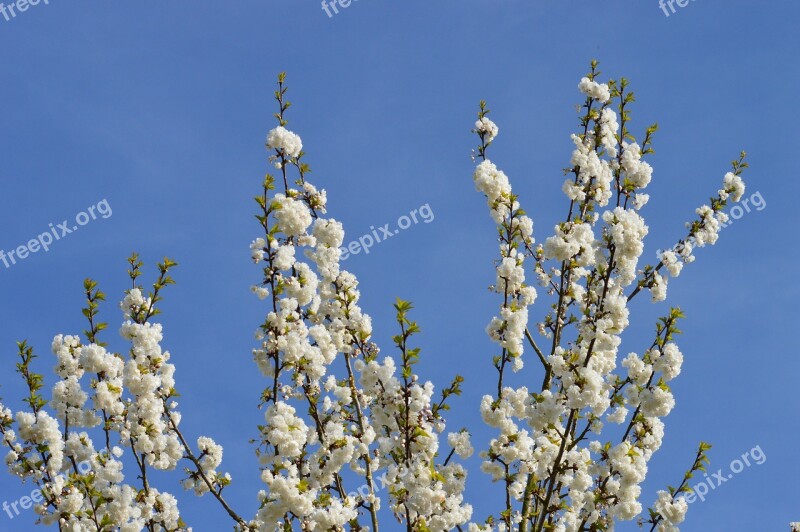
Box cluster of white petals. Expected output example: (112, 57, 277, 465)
(467, 68, 756, 532)
(0, 70, 778, 532)
(653, 490, 688, 531)
(266, 125, 303, 159)
(248, 84, 472, 531)
(475, 116, 499, 144)
(578, 76, 611, 103)
(0, 287, 214, 529)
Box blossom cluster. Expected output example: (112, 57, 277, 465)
(468, 62, 756, 532)
(0, 66, 790, 532)
(247, 73, 472, 531)
(0, 273, 229, 530)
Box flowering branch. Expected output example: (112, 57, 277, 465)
(0, 63, 792, 532)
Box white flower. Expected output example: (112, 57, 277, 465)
(653, 343, 683, 382)
(473, 160, 511, 204)
(721, 172, 745, 202)
(447, 431, 474, 459)
(274, 194, 312, 237)
(251, 285, 270, 300)
(197, 436, 223, 471)
(598, 108, 619, 156)
(607, 406, 629, 424)
(274, 244, 296, 270)
(632, 193, 650, 210)
(602, 207, 648, 286)
(693, 205, 721, 246)
(654, 490, 688, 525)
(650, 272, 667, 302)
(266, 126, 303, 158)
(264, 403, 308, 458)
(620, 142, 653, 190)
(474, 117, 499, 144)
(639, 387, 675, 417)
(578, 77, 611, 102)
(543, 222, 595, 264)
(660, 250, 683, 277)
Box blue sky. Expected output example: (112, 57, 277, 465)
(0, 1, 797, 530)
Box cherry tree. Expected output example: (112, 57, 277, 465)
(0, 64, 790, 532)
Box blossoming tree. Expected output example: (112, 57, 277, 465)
(0, 64, 791, 531)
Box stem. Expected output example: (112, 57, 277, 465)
(343, 351, 380, 532)
(163, 402, 251, 530)
(525, 328, 550, 389)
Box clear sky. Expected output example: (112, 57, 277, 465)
(0, 1, 797, 531)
